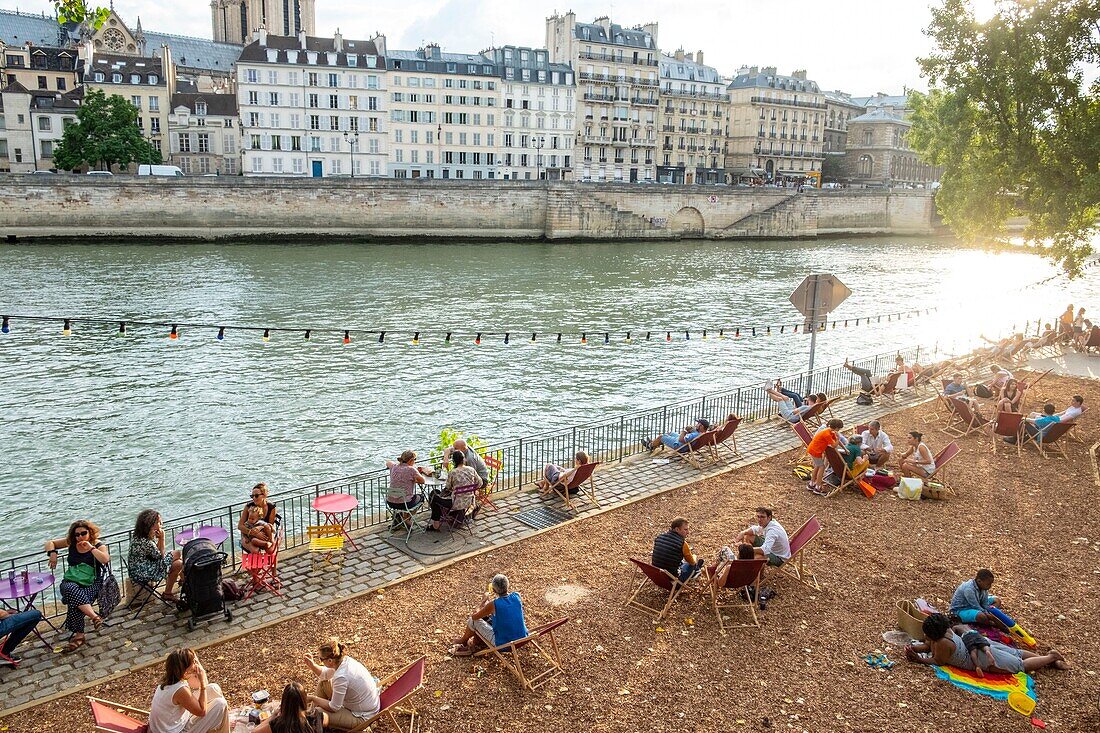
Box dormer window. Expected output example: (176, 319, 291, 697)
(94, 71, 105, 82)
(112, 72, 122, 83)
(130, 74, 140, 84)
(196, 101, 207, 116)
(148, 74, 159, 84)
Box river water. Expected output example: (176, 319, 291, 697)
(1, 237, 1095, 555)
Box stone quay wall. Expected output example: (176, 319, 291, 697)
(0, 178, 939, 241)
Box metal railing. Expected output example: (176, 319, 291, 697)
(1, 345, 936, 619)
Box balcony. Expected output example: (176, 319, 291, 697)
(631, 97, 658, 107)
(661, 124, 676, 132)
(750, 95, 827, 110)
(582, 133, 612, 144)
(662, 142, 673, 150)
(661, 89, 728, 101)
(583, 92, 615, 103)
(614, 157, 624, 163)
(630, 138, 653, 147)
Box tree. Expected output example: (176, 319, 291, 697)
(909, 0, 1100, 276)
(54, 1, 110, 28)
(821, 154, 846, 183)
(54, 89, 163, 172)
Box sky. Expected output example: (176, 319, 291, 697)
(8, 0, 1002, 93)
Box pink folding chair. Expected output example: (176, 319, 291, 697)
(624, 558, 689, 620)
(88, 697, 149, 733)
(989, 411, 1024, 456)
(706, 558, 767, 633)
(789, 420, 814, 465)
(780, 515, 824, 590)
(711, 416, 742, 464)
(356, 656, 427, 733)
(547, 461, 600, 512)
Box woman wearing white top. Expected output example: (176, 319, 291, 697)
(305, 637, 380, 731)
(898, 431, 937, 479)
(148, 648, 229, 733)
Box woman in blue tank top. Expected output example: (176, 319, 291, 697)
(451, 574, 529, 656)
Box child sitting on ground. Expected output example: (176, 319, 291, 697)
(960, 627, 995, 678)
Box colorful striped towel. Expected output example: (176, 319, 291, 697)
(933, 665, 1036, 703)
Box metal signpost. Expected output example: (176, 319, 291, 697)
(789, 273, 851, 393)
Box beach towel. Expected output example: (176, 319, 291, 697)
(933, 665, 1036, 704)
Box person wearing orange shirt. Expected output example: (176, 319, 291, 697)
(806, 418, 843, 495)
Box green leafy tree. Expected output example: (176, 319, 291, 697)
(821, 154, 846, 183)
(54, 0, 110, 28)
(54, 89, 162, 172)
(909, 0, 1100, 276)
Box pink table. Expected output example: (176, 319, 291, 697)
(0, 571, 58, 648)
(175, 525, 231, 547)
(311, 492, 360, 551)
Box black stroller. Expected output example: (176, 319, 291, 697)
(181, 537, 233, 631)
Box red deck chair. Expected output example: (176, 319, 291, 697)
(780, 515, 824, 590)
(88, 697, 149, 733)
(706, 558, 767, 633)
(921, 441, 961, 494)
(242, 526, 283, 599)
(352, 656, 427, 733)
(1083, 327, 1100, 354)
(711, 416, 742, 464)
(681, 429, 721, 469)
(989, 411, 1024, 456)
(853, 424, 870, 436)
(477, 453, 503, 512)
(943, 397, 991, 437)
(799, 400, 828, 429)
(821, 445, 857, 498)
(929, 382, 958, 424)
(789, 420, 814, 465)
(547, 461, 600, 512)
(474, 618, 570, 691)
(625, 558, 690, 620)
(1022, 421, 1074, 459)
(877, 371, 902, 404)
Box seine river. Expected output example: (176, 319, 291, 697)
(1, 237, 1095, 555)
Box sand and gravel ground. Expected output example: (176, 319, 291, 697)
(17, 371, 1100, 733)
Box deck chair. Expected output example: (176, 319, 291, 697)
(1022, 421, 1074, 459)
(681, 429, 721, 469)
(799, 400, 828, 429)
(349, 656, 427, 733)
(712, 416, 742, 463)
(1082, 327, 1100, 354)
(474, 618, 570, 691)
(88, 697, 149, 733)
(477, 453, 504, 512)
(876, 372, 903, 404)
(923, 442, 961, 494)
(624, 558, 689, 620)
(547, 461, 600, 512)
(780, 515, 823, 590)
(989, 411, 1024, 456)
(931, 383, 961, 425)
(1068, 407, 1087, 444)
(821, 445, 857, 498)
(242, 520, 283, 599)
(788, 420, 814, 465)
(306, 524, 345, 570)
(706, 558, 767, 633)
(943, 397, 991, 437)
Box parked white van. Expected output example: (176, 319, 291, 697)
(137, 164, 184, 177)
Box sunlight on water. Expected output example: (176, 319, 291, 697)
(0, 237, 1096, 554)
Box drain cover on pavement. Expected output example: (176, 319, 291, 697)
(514, 507, 573, 531)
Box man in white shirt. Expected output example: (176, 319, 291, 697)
(860, 421, 893, 467)
(1058, 395, 1084, 422)
(736, 507, 791, 567)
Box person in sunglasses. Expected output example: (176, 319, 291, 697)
(237, 482, 277, 554)
(45, 519, 110, 653)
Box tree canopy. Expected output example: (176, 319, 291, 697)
(53, 89, 163, 172)
(53, 1, 110, 28)
(909, 0, 1100, 276)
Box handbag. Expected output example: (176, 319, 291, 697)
(99, 571, 122, 619)
(63, 563, 95, 587)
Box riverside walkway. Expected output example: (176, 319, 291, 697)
(0, 385, 935, 716)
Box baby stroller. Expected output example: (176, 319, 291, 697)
(181, 537, 233, 631)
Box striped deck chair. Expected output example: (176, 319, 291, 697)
(943, 397, 991, 438)
(547, 461, 600, 512)
(780, 515, 823, 590)
(473, 618, 570, 691)
(624, 558, 688, 621)
(1022, 420, 1074, 459)
(705, 558, 767, 633)
(876, 372, 903, 404)
(989, 411, 1024, 456)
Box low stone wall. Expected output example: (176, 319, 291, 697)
(0, 177, 938, 240)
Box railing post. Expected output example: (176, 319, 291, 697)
(227, 505, 237, 569)
(517, 437, 523, 489)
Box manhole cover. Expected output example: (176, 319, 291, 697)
(514, 507, 573, 531)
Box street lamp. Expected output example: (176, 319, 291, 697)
(343, 130, 360, 178)
(533, 135, 546, 181)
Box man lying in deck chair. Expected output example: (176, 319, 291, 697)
(765, 388, 818, 423)
(734, 507, 791, 568)
(451, 574, 528, 657)
(642, 418, 711, 453)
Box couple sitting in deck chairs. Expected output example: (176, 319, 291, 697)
(765, 382, 826, 424)
(843, 355, 923, 404)
(651, 513, 791, 585)
(640, 413, 741, 461)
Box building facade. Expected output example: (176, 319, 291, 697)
(1, 43, 81, 93)
(0, 82, 82, 172)
(546, 12, 659, 183)
(657, 49, 727, 184)
(169, 91, 240, 174)
(237, 30, 387, 177)
(843, 108, 941, 186)
(725, 66, 825, 182)
(83, 51, 174, 158)
(483, 45, 574, 180)
(211, 0, 316, 44)
(822, 90, 863, 154)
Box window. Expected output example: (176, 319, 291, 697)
(272, 157, 284, 173)
(368, 138, 379, 153)
(38, 117, 51, 131)
(369, 160, 380, 175)
(57, 78, 66, 91)
(293, 158, 304, 173)
(291, 136, 302, 151)
(267, 70, 278, 85)
(269, 92, 279, 106)
(858, 154, 873, 177)
(329, 115, 339, 131)
(246, 69, 259, 83)
(863, 130, 872, 145)
(252, 157, 262, 173)
(329, 94, 339, 109)
(249, 112, 261, 127)
(198, 157, 210, 174)
(130, 74, 141, 84)
(196, 102, 207, 116)
(180, 134, 192, 152)
(249, 91, 259, 105)
(251, 134, 261, 150)
(198, 133, 210, 153)
(40, 140, 53, 157)
(150, 118, 160, 133)
(328, 73, 339, 88)
(37, 75, 47, 89)
(309, 93, 319, 108)
(131, 95, 142, 109)
(149, 74, 159, 85)
(148, 97, 158, 111)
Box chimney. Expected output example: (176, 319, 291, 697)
(791, 69, 807, 80)
(696, 50, 704, 65)
(371, 33, 386, 56)
(299, 30, 307, 50)
(762, 65, 777, 75)
(257, 24, 267, 47)
(640, 22, 658, 41)
(673, 48, 684, 62)
(685, 51, 694, 63)
(333, 29, 343, 53)
(595, 16, 611, 35)
(749, 65, 759, 75)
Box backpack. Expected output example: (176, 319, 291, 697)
(220, 579, 245, 601)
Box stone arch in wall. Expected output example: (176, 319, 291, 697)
(859, 154, 873, 177)
(671, 206, 705, 238)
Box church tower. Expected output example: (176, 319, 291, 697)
(211, 0, 316, 44)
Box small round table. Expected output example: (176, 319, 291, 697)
(312, 492, 361, 551)
(175, 525, 231, 547)
(0, 571, 58, 648)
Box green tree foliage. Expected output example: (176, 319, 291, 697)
(909, 0, 1100, 275)
(54, 89, 162, 172)
(53, 0, 110, 28)
(821, 154, 846, 183)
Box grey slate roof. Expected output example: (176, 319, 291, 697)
(728, 70, 819, 93)
(171, 91, 238, 116)
(85, 53, 165, 86)
(659, 54, 722, 84)
(850, 93, 909, 108)
(848, 107, 910, 125)
(144, 32, 241, 74)
(0, 9, 78, 47)
(238, 36, 382, 67)
(387, 47, 498, 76)
(482, 46, 574, 85)
(574, 20, 655, 49)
